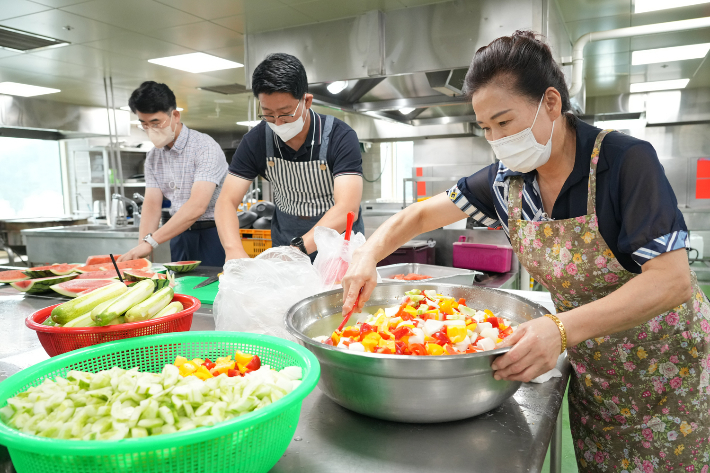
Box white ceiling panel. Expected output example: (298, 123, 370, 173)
(0, 9, 129, 43)
(61, 0, 202, 33)
(203, 45, 246, 66)
(154, 0, 244, 21)
(27, 0, 89, 8)
(211, 14, 245, 33)
(244, 5, 315, 33)
(0, 54, 108, 84)
(83, 32, 194, 60)
(0, 0, 51, 21)
(146, 21, 244, 51)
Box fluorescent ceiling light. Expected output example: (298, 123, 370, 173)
(236, 120, 260, 127)
(635, 0, 710, 13)
(0, 82, 60, 97)
(399, 107, 416, 115)
(629, 78, 690, 93)
(594, 118, 647, 129)
(326, 81, 348, 94)
(121, 106, 183, 112)
(148, 53, 243, 74)
(632, 43, 710, 65)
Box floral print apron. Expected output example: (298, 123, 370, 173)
(508, 130, 710, 472)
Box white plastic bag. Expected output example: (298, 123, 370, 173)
(213, 246, 324, 339)
(312, 226, 367, 291)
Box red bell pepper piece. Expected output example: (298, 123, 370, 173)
(409, 343, 427, 356)
(486, 317, 500, 328)
(244, 355, 261, 372)
(359, 323, 376, 337)
(500, 326, 513, 338)
(227, 368, 241, 377)
(458, 298, 466, 306)
(444, 344, 458, 355)
(432, 329, 451, 346)
(392, 326, 413, 340)
(376, 347, 392, 354)
(342, 327, 360, 338)
(324, 338, 334, 346)
(203, 358, 216, 370)
(395, 340, 408, 355)
(379, 331, 391, 340)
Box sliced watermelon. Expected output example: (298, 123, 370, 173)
(0, 269, 30, 284)
(76, 258, 151, 273)
(11, 274, 78, 294)
(50, 278, 116, 297)
(23, 264, 81, 278)
(75, 269, 122, 279)
(85, 254, 122, 266)
(163, 261, 201, 273)
(123, 269, 164, 282)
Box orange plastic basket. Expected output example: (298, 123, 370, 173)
(240, 229, 273, 258)
(25, 294, 200, 357)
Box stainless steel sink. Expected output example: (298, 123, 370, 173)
(21, 224, 171, 264)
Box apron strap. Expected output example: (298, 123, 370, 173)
(265, 122, 274, 158)
(508, 176, 524, 221)
(319, 115, 335, 162)
(588, 129, 613, 215)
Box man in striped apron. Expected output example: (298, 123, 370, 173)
(216, 53, 364, 261)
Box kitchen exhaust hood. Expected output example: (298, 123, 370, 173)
(245, 0, 549, 133)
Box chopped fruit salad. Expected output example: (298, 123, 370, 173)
(0, 352, 302, 440)
(391, 273, 432, 280)
(313, 289, 517, 355)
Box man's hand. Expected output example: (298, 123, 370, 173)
(118, 242, 153, 262)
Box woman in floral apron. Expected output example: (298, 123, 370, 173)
(342, 30, 709, 472)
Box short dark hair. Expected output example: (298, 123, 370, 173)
(464, 30, 575, 126)
(251, 53, 308, 99)
(128, 81, 177, 114)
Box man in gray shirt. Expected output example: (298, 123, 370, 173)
(118, 81, 228, 266)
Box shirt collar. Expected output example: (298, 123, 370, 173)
(168, 124, 189, 152)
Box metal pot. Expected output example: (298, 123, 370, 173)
(252, 201, 275, 218)
(238, 211, 258, 229)
(285, 283, 548, 423)
(252, 217, 272, 229)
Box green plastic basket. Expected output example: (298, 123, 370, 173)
(0, 331, 320, 473)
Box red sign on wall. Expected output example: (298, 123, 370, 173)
(697, 159, 710, 199)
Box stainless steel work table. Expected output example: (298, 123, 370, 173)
(0, 267, 570, 473)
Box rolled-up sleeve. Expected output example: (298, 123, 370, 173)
(446, 163, 501, 228)
(614, 142, 689, 266)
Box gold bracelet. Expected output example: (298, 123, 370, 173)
(544, 313, 567, 354)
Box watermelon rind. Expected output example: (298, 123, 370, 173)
(23, 264, 81, 279)
(0, 270, 30, 284)
(50, 278, 116, 298)
(123, 269, 158, 282)
(85, 254, 122, 266)
(163, 261, 201, 273)
(11, 274, 78, 294)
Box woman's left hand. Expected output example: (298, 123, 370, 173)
(491, 316, 562, 382)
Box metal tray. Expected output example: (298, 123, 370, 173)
(377, 263, 480, 285)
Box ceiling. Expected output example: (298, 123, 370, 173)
(0, 0, 706, 133)
(555, 0, 710, 97)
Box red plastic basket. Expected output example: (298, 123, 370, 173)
(25, 294, 200, 357)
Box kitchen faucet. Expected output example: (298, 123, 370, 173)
(111, 194, 141, 227)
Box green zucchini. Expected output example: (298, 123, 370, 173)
(51, 282, 127, 325)
(125, 287, 174, 323)
(93, 279, 155, 326)
(152, 301, 184, 319)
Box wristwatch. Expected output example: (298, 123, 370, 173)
(143, 233, 159, 249)
(290, 236, 307, 254)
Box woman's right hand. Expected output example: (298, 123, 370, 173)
(341, 248, 379, 315)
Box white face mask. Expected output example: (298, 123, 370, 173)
(146, 114, 176, 148)
(487, 95, 555, 173)
(267, 97, 306, 142)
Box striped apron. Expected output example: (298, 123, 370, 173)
(264, 112, 364, 252)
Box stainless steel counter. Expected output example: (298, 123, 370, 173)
(0, 266, 569, 473)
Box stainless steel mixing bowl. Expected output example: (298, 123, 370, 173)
(285, 283, 549, 423)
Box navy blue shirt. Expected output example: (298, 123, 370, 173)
(229, 111, 363, 181)
(446, 118, 688, 274)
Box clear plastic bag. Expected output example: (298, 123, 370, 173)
(312, 226, 367, 291)
(213, 247, 325, 339)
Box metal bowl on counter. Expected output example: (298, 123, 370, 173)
(285, 283, 548, 423)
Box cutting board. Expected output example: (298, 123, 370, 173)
(174, 276, 220, 304)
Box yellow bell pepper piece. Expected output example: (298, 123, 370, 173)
(234, 351, 253, 366)
(379, 339, 396, 352)
(330, 332, 341, 346)
(484, 309, 495, 318)
(174, 356, 188, 368)
(424, 336, 437, 343)
(439, 300, 454, 315)
(426, 343, 444, 356)
(192, 358, 204, 366)
(214, 360, 236, 375)
(446, 325, 467, 343)
(361, 332, 381, 352)
(403, 306, 418, 316)
(179, 361, 197, 377)
(496, 338, 503, 344)
(194, 365, 214, 380)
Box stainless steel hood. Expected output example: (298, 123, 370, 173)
(0, 94, 129, 139)
(245, 0, 544, 132)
